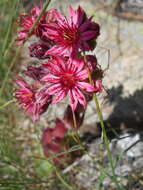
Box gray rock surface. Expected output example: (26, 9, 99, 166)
(118, 0, 143, 14)
(64, 131, 143, 189)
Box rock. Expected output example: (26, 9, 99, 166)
(64, 131, 143, 189)
(84, 1, 143, 129)
(117, 0, 143, 15)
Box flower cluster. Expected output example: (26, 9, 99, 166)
(14, 4, 103, 165)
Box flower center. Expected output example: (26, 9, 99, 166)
(60, 73, 76, 88)
(62, 27, 79, 45)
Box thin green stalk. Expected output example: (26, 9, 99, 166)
(0, 46, 22, 98)
(72, 99, 121, 188)
(71, 110, 93, 156)
(71, 110, 82, 144)
(1, 39, 15, 66)
(84, 52, 123, 189)
(55, 168, 75, 190)
(71, 110, 90, 155)
(93, 93, 123, 189)
(1, 0, 17, 57)
(0, 99, 15, 109)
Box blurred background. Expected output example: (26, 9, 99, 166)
(0, 0, 143, 189)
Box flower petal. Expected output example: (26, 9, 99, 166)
(68, 5, 76, 18)
(76, 69, 88, 80)
(72, 58, 84, 73)
(41, 74, 60, 83)
(80, 41, 90, 50)
(43, 61, 61, 75)
(79, 19, 92, 32)
(69, 89, 78, 111)
(67, 59, 76, 73)
(46, 45, 68, 56)
(42, 128, 53, 145)
(77, 6, 85, 26)
(52, 89, 67, 104)
(74, 87, 86, 108)
(76, 81, 95, 92)
(15, 78, 29, 89)
(46, 84, 63, 95)
(52, 119, 67, 138)
(81, 31, 97, 41)
(68, 5, 78, 25)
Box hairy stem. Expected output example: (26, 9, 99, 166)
(84, 52, 123, 189)
(71, 110, 82, 144)
(55, 167, 75, 190)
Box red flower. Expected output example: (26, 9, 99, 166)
(41, 57, 95, 110)
(41, 119, 68, 166)
(45, 5, 100, 56)
(14, 77, 51, 121)
(16, 5, 58, 44)
(36, 8, 60, 41)
(29, 41, 52, 59)
(16, 6, 41, 44)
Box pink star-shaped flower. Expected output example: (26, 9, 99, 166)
(15, 77, 51, 121)
(45, 5, 100, 56)
(41, 57, 95, 110)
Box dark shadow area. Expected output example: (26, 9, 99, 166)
(105, 85, 143, 138)
(82, 85, 143, 142)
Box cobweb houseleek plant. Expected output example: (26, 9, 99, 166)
(0, 0, 124, 189)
